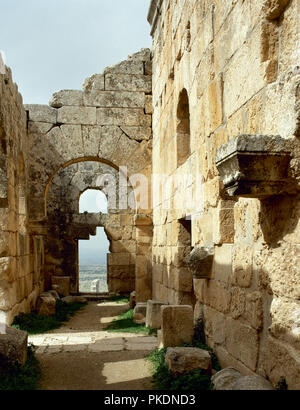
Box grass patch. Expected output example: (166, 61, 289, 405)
(146, 318, 221, 390)
(105, 295, 130, 304)
(105, 308, 157, 335)
(147, 347, 212, 390)
(0, 345, 41, 390)
(12, 300, 87, 335)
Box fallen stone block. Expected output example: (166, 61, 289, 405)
(211, 367, 243, 390)
(146, 300, 168, 329)
(0, 326, 28, 367)
(165, 347, 212, 375)
(133, 302, 147, 324)
(160, 305, 194, 347)
(37, 292, 56, 316)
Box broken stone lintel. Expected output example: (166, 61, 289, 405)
(215, 135, 293, 198)
(186, 246, 214, 279)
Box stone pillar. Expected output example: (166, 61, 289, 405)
(135, 214, 153, 303)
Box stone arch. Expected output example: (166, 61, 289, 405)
(44, 158, 138, 294)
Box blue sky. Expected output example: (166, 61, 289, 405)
(0, 0, 151, 265)
(0, 0, 151, 104)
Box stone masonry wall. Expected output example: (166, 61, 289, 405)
(25, 49, 153, 296)
(149, 0, 300, 388)
(0, 66, 44, 325)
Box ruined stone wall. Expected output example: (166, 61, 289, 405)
(149, 0, 300, 388)
(0, 66, 44, 325)
(25, 49, 153, 295)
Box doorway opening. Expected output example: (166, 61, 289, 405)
(78, 189, 110, 293)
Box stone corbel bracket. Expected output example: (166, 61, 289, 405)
(215, 135, 294, 198)
(186, 246, 214, 279)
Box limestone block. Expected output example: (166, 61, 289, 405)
(244, 291, 263, 330)
(223, 24, 268, 119)
(262, 336, 300, 390)
(232, 375, 274, 390)
(165, 347, 211, 375)
(211, 367, 243, 390)
(186, 246, 214, 279)
(230, 287, 246, 319)
(36, 292, 56, 316)
(145, 95, 153, 114)
(82, 74, 104, 91)
(216, 135, 292, 198)
(0, 326, 28, 366)
(213, 244, 233, 283)
(107, 253, 130, 266)
(51, 276, 70, 297)
(203, 306, 226, 346)
(28, 121, 53, 135)
(104, 60, 144, 75)
(105, 74, 152, 93)
(57, 106, 96, 125)
(225, 317, 259, 371)
(120, 126, 152, 141)
(173, 268, 193, 292)
(133, 302, 147, 324)
(160, 305, 194, 347)
(146, 300, 168, 329)
(262, 0, 290, 20)
(49, 90, 83, 108)
(83, 90, 145, 108)
(232, 244, 253, 288)
(25, 104, 57, 124)
(97, 108, 151, 127)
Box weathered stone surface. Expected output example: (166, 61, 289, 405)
(225, 318, 259, 371)
(0, 326, 28, 366)
(57, 106, 96, 125)
(232, 375, 274, 390)
(36, 292, 56, 316)
(262, 0, 290, 20)
(211, 367, 243, 390)
(49, 90, 83, 108)
(82, 74, 104, 91)
(186, 246, 214, 279)
(51, 276, 70, 297)
(120, 126, 152, 141)
(105, 74, 152, 93)
(133, 302, 147, 324)
(146, 300, 167, 329)
(25, 104, 57, 123)
(104, 60, 144, 75)
(83, 90, 145, 108)
(61, 296, 87, 304)
(165, 347, 212, 375)
(216, 135, 293, 198)
(160, 305, 194, 347)
(97, 108, 151, 126)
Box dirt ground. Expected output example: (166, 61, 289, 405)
(31, 301, 156, 390)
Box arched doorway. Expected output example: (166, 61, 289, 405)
(78, 189, 110, 293)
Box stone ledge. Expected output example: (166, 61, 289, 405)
(215, 135, 294, 198)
